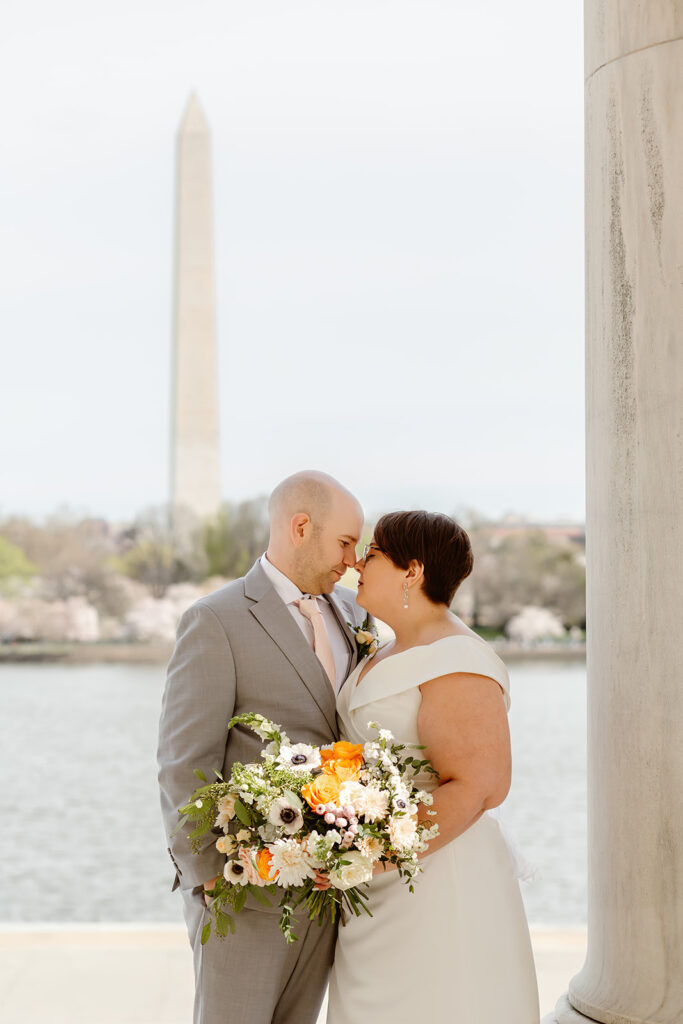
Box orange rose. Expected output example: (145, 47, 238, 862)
(320, 742, 363, 781)
(301, 773, 341, 809)
(326, 761, 361, 783)
(321, 742, 363, 764)
(256, 849, 276, 882)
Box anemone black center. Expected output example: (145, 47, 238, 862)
(281, 808, 297, 823)
(291, 754, 307, 764)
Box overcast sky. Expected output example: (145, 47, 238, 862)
(1, 1, 584, 525)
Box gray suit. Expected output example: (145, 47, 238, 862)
(157, 560, 367, 1024)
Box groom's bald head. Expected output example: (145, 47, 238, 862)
(266, 471, 364, 594)
(269, 471, 350, 525)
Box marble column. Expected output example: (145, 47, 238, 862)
(170, 92, 221, 523)
(543, 4, 683, 1023)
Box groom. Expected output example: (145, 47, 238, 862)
(157, 470, 368, 1024)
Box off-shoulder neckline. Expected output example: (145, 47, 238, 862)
(354, 632, 488, 689)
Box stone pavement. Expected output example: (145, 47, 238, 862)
(0, 924, 586, 1023)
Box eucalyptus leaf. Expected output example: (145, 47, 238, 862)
(170, 813, 189, 837)
(233, 800, 252, 826)
(248, 886, 272, 907)
(282, 789, 303, 811)
(200, 922, 211, 945)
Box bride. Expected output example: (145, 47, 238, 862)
(326, 510, 540, 1023)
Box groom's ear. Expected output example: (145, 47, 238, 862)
(290, 513, 312, 546)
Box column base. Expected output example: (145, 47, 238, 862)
(541, 993, 597, 1023)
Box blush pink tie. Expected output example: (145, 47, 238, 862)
(298, 597, 337, 692)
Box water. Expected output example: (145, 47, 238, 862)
(0, 659, 586, 925)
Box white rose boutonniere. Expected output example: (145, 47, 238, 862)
(348, 616, 379, 659)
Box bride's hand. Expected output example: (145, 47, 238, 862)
(313, 870, 331, 891)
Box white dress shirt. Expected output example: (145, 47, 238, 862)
(259, 554, 351, 688)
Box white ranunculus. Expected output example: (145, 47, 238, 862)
(268, 839, 317, 888)
(338, 781, 367, 814)
(355, 629, 375, 646)
(389, 815, 418, 851)
(276, 743, 321, 773)
(329, 851, 374, 890)
(268, 797, 304, 835)
(223, 858, 249, 886)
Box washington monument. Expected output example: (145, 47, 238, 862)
(169, 92, 221, 522)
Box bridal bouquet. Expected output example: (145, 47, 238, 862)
(177, 713, 439, 945)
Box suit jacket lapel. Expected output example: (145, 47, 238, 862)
(324, 591, 358, 676)
(245, 564, 338, 735)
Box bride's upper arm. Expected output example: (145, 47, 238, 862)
(417, 672, 511, 806)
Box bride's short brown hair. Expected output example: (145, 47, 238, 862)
(373, 511, 473, 606)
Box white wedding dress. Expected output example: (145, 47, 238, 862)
(326, 635, 540, 1024)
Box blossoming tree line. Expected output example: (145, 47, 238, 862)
(0, 502, 585, 647)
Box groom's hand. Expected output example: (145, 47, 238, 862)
(203, 876, 218, 906)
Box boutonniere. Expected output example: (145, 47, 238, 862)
(347, 616, 380, 659)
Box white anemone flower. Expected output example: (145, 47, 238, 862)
(267, 839, 317, 887)
(276, 743, 321, 773)
(223, 858, 249, 886)
(391, 786, 413, 813)
(268, 797, 304, 835)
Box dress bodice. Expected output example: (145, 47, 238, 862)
(337, 635, 511, 793)
(337, 634, 511, 742)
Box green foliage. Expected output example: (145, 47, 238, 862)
(116, 539, 175, 596)
(202, 498, 269, 579)
(462, 524, 586, 629)
(0, 536, 36, 593)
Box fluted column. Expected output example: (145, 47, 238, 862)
(543, 4, 683, 1023)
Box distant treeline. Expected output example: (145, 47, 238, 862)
(0, 502, 585, 638)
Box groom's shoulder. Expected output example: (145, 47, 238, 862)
(196, 577, 247, 613)
(183, 577, 248, 625)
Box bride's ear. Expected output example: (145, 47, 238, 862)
(405, 560, 425, 588)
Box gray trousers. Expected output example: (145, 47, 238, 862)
(181, 888, 336, 1024)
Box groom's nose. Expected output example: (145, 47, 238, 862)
(342, 546, 357, 567)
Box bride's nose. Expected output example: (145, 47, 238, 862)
(353, 557, 364, 573)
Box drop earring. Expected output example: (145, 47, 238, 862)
(403, 582, 409, 609)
